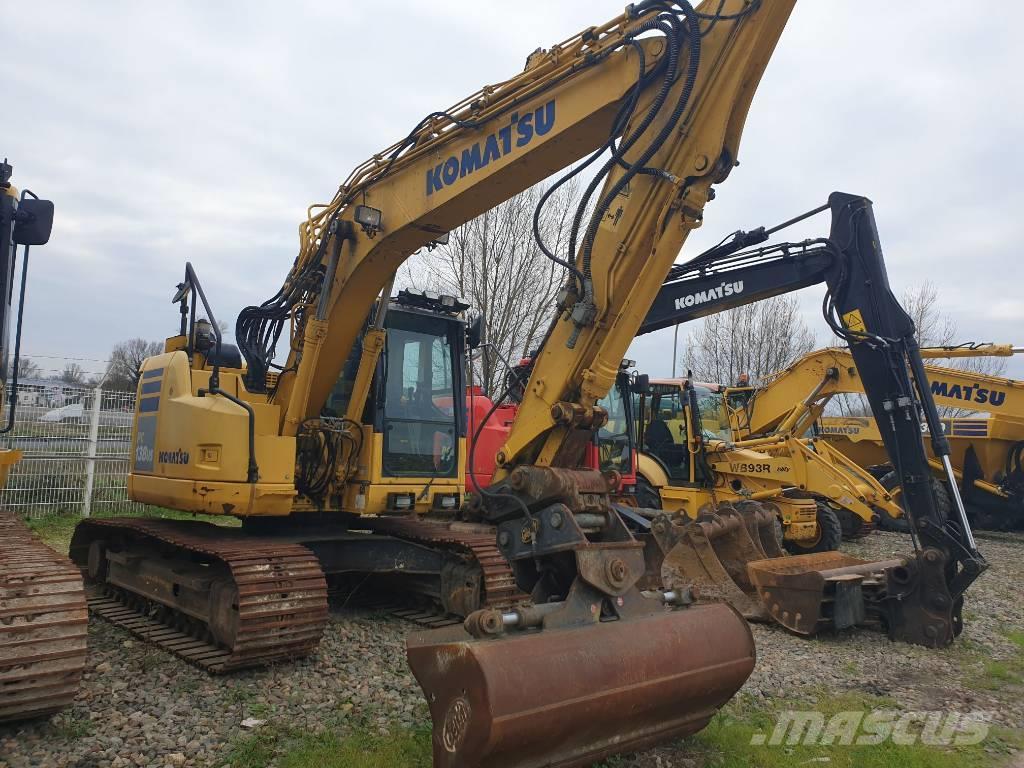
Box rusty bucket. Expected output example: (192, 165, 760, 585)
(662, 511, 770, 621)
(747, 552, 905, 635)
(407, 602, 755, 768)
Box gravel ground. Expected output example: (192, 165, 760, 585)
(2, 530, 1022, 768)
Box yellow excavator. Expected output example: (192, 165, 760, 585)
(56, 2, 982, 765)
(734, 344, 1024, 530)
(0, 160, 88, 723)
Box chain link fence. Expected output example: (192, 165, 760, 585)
(0, 382, 144, 517)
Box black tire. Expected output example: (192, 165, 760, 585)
(784, 502, 843, 554)
(878, 471, 950, 532)
(635, 475, 663, 511)
(834, 506, 871, 539)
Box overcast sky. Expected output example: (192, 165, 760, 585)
(5, 1, 1023, 382)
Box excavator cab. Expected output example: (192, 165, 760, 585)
(321, 290, 469, 506)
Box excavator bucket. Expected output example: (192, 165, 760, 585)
(657, 506, 770, 621)
(736, 501, 787, 559)
(747, 552, 905, 635)
(407, 602, 755, 768)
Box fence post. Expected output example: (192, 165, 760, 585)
(82, 386, 103, 517)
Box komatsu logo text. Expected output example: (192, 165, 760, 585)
(426, 100, 556, 196)
(158, 449, 190, 466)
(931, 381, 1006, 407)
(675, 281, 744, 311)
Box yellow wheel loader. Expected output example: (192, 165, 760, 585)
(732, 344, 1024, 530)
(0, 160, 88, 724)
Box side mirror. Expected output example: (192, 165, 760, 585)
(13, 198, 54, 246)
(467, 312, 485, 350)
(631, 373, 650, 395)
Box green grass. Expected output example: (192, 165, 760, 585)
(278, 729, 431, 768)
(225, 725, 431, 768)
(593, 690, 1022, 768)
(24, 506, 239, 554)
(968, 627, 1024, 692)
(687, 692, 1021, 768)
(51, 711, 95, 740)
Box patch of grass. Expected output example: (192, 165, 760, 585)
(24, 507, 239, 554)
(278, 728, 432, 768)
(51, 711, 95, 740)
(225, 724, 289, 768)
(971, 627, 1024, 692)
(676, 691, 1018, 768)
(174, 677, 200, 694)
(225, 725, 431, 768)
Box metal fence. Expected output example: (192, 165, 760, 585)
(0, 383, 144, 517)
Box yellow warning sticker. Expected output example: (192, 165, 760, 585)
(842, 309, 867, 333)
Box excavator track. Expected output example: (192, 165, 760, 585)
(0, 511, 88, 724)
(71, 518, 328, 674)
(365, 517, 528, 612)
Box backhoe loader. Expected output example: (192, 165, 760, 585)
(630, 375, 898, 550)
(0, 160, 87, 723)
(733, 344, 1024, 529)
(54, 2, 982, 765)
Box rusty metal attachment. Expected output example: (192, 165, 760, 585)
(0, 511, 88, 723)
(747, 547, 967, 648)
(408, 601, 755, 768)
(648, 503, 777, 621)
(746, 551, 899, 635)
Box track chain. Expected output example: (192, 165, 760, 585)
(365, 517, 527, 611)
(0, 511, 88, 723)
(71, 518, 328, 674)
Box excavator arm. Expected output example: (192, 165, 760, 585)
(633, 192, 988, 645)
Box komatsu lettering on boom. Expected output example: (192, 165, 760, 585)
(426, 100, 556, 195)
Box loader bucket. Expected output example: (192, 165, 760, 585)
(662, 511, 770, 621)
(407, 603, 755, 768)
(747, 552, 906, 635)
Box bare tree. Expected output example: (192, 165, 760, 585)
(681, 295, 816, 385)
(903, 281, 1007, 416)
(106, 339, 164, 392)
(401, 180, 581, 396)
(60, 363, 86, 385)
(16, 357, 41, 380)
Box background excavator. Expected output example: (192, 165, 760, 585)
(0, 160, 88, 724)
(734, 344, 1024, 529)
(65, 3, 800, 765)
(626, 192, 987, 641)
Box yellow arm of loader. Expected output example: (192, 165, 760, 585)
(739, 345, 1024, 438)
